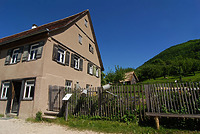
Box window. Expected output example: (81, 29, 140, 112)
(23, 80, 35, 100)
(89, 64, 93, 75)
(22, 41, 44, 62)
(74, 56, 80, 70)
(5, 47, 23, 65)
(28, 44, 40, 60)
(84, 19, 88, 27)
(89, 44, 94, 54)
(65, 80, 72, 90)
(52, 44, 70, 66)
(79, 34, 82, 44)
(1, 82, 9, 99)
(57, 48, 66, 64)
(10, 48, 20, 64)
(71, 54, 83, 71)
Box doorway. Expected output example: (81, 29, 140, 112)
(6, 81, 22, 114)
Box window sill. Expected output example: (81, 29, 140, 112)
(22, 98, 33, 101)
(0, 98, 7, 101)
(57, 61, 65, 66)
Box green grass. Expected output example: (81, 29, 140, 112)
(0, 114, 4, 117)
(27, 116, 200, 134)
(141, 71, 200, 84)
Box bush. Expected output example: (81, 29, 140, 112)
(35, 111, 42, 121)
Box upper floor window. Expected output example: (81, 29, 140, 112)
(79, 34, 82, 44)
(89, 44, 94, 54)
(52, 44, 70, 66)
(0, 82, 10, 99)
(74, 56, 80, 70)
(88, 63, 93, 75)
(5, 47, 23, 65)
(22, 41, 44, 62)
(28, 44, 40, 60)
(84, 19, 88, 27)
(10, 48, 20, 64)
(71, 53, 83, 71)
(23, 80, 35, 100)
(57, 48, 66, 64)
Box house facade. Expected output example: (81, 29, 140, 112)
(0, 10, 104, 118)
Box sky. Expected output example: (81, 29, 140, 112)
(1, 0, 200, 73)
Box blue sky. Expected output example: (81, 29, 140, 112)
(1, 0, 200, 73)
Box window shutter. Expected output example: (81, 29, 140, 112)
(79, 58, 83, 71)
(5, 49, 12, 65)
(98, 69, 100, 78)
(36, 41, 44, 59)
(87, 63, 90, 74)
(17, 46, 24, 63)
(71, 53, 74, 68)
(52, 44, 58, 61)
(65, 51, 70, 66)
(22, 45, 30, 62)
(93, 65, 96, 76)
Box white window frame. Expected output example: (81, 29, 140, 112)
(96, 68, 99, 77)
(74, 57, 80, 70)
(23, 80, 35, 100)
(57, 48, 66, 64)
(10, 48, 20, 64)
(1, 82, 9, 99)
(79, 34, 82, 44)
(28, 44, 39, 61)
(65, 80, 72, 90)
(84, 19, 88, 27)
(89, 64, 93, 75)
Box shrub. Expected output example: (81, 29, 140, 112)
(35, 111, 42, 121)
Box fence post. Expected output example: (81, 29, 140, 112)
(98, 87, 102, 117)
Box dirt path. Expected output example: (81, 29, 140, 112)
(0, 117, 100, 134)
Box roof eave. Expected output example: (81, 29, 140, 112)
(0, 29, 49, 46)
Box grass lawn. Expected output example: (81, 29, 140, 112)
(27, 117, 200, 134)
(141, 71, 200, 84)
(0, 114, 4, 117)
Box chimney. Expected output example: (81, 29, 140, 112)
(32, 24, 38, 29)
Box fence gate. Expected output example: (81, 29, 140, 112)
(49, 85, 65, 111)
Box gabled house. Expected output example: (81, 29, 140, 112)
(121, 71, 139, 85)
(0, 10, 104, 118)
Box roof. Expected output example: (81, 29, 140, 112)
(123, 71, 139, 82)
(0, 10, 87, 45)
(0, 10, 104, 70)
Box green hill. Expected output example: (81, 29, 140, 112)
(136, 39, 200, 81)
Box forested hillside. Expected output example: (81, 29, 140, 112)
(136, 39, 200, 81)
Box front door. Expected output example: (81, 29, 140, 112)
(6, 81, 22, 114)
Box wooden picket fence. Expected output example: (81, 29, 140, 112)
(146, 82, 200, 118)
(65, 85, 147, 119)
(48, 82, 200, 120)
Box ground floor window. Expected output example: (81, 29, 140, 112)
(65, 80, 72, 90)
(23, 80, 35, 100)
(0, 82, 10, 99)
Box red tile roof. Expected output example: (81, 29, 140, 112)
(0, 10, 88, 44)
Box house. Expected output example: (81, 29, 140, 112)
(0, 10, 104, 118)
(121, 71, 139, 85)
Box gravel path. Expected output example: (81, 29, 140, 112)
(0, 117, 100, 134)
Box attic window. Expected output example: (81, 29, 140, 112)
(84, 19, 88, 27)
(89, 44, 94, 54)
(79, 34, 82, 44)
